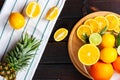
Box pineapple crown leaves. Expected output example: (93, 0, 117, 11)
(4, 33, 40, 72)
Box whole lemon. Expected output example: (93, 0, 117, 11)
(100, 33, 115, 48)
(9, 12, 25, 30)
(100, 47, 117, 63)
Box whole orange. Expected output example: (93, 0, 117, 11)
(90, 61, 114, 80)
(9, 12, 25, 30)
(100, 47, 117, 63)
(100, 33, 115, 48)
(112, 56, 120, 73)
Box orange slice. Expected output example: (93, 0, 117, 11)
(9, 12, 25, 30)
(46, 6, 59, 20)
(114, 18, 120, 33)
(105, 14, 119, 30)
(25, 1, 41, 18)
(54, 28, 68, 42)
(94, 16, 109, 30)
(77, 25, 92, 41)
(78, 44, 100, 65)
(84, 19, 100, 33)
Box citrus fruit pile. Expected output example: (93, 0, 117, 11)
(77, 13, 120, 80)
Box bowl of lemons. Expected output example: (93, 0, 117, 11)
(68, 11, 120, 80)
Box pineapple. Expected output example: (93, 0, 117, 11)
(0, 33, 40, 80)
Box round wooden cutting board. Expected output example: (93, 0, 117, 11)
(68, 11, 120, 79)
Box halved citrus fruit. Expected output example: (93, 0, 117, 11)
(25, 1, 41, 18)
(94, 16, 109, 30)
(105, 14, 119, 30)
(9, 12, 25, 30)
(46, 6, 59, 20)
(114, 18, 120, 33)
(77, 25, 92, 41)
(84, 19, 100, 33)
(89, 33, 102, 45)
(54, 28, 68, 42)
(117, 45, 120, 55)
(78, 44, 100, 65)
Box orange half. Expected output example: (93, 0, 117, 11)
(78, 44, 100, 65)
(26, 1, 41, 18)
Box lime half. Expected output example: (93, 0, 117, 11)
(89, 33, 102, 45)
(117, 45, 120, 55)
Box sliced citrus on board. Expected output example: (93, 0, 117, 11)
(89, 33, 102, 45)
(84, 19, 100, 33)
(105, 14, 119, 30)
(9, 12, 25, 30)
(94, 16, 109, 30)
(77, 25, 92, 41)
(112, 56, 120, 73)
(54, 28, 68, 42)
(114, 18, 120, 33)
(78, 44, 100, 65)
(100, 33, 115, 48)
(46, 6, 59, 20)
(25, 1, 41, 18)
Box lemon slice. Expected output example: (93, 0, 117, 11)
(46, 6, 59, 20)
(89, 33, 102, 45)
(94, 16, 109, 30)
(114, 18, 120, 33)
(78, 44, 100, 65)
(25, 1, 41, 18)
(77, 25, 92, 41)
(105, 14, 119, 30)
(84, 19, 100, 33)
(54, 28, 68, 42)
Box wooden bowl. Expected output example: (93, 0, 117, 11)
(68, 11, 120, 79)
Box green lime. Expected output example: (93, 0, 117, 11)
(117, 45, 120, 55)
(89, 33, 102, 45)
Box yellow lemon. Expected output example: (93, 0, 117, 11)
(46, 6, 59, 20)
(9, 12, 25, 30)
(54, 28, 68, 42)
(84, 19, 100, 33)
(105, 14, 119, 30)
(78, 44, 100, 65)
(25, 1, 41, 18)
(100, 47, 117, 63)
